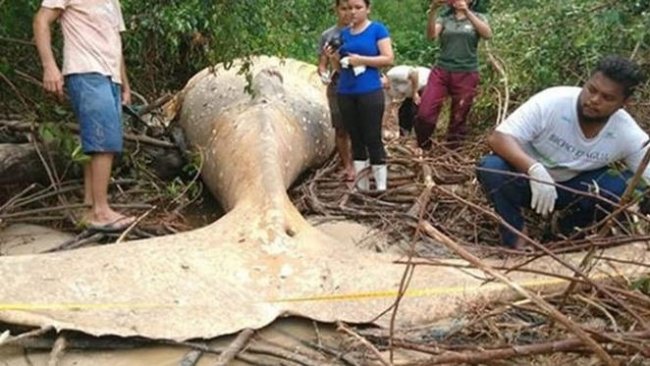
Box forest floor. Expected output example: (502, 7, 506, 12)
(0, 102, 649, 365)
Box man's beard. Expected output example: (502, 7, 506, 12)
(577, 102, 608, 125)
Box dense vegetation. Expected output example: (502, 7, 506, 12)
(1, 0, 649, 121)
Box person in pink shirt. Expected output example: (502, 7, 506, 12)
(33, 0, 135, 232)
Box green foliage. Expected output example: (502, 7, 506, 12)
(632, 276, 650, 295)
(488, 0, 650, 100)
(182, 150, 203, 178)
(38, 121, 88, 164)
(0, 1, 40, 39)
(1, 0, 648, 119)
(119, 0, 332, 93)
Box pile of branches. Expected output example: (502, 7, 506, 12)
(290, 138, 493, 256)
(2, 103, 650, 365)
(342, 283, 650, 365)
(0, 99, 212, 253)
(286, 122, 650, 365)
(290, 131, 650, 258)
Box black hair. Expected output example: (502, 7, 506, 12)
(336, 0, 369, 6)
(594, 55, 646, 98)
(441, 0, 488, 16)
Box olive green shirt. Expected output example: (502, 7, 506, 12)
(436, 13, 488, 72)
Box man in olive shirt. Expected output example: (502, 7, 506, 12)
(415, 0, 491, 150)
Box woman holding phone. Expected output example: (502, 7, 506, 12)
(415, 0, 491, 150)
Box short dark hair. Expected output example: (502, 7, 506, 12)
(336, 0, 369, 6)
(594, 55, 646, 98)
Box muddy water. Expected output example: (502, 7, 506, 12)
(0, 318, 343, 365)
(0, 219, 384, 365)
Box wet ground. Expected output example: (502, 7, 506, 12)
(0, 318, 344, 366)
(0, 217, 395, 365)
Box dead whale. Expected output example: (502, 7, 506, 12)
(0, 56, 647, 342)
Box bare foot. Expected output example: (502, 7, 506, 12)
(344, 166, 355, 182)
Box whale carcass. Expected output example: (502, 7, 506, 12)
(0, 56, 647, 341)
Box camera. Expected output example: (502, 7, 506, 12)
(327, 35, 343, 51)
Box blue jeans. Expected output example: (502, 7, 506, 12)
(66, 73, 123, 154)
(476, 155, 633, 248)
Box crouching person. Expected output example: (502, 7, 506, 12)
(476, 56, 647, 249)
(384, 65, 431, 137)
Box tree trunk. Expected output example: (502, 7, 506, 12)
(0, 143, 50, 185)
(0, 119, 187, 183)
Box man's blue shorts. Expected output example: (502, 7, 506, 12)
(66, 73, 123, 154)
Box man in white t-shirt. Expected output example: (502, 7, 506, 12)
(476, 56, 647, 249)
(34, 0, 135, 232)
(384, 65, 430, 136)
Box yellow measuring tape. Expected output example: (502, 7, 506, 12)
(0, 274, 580, 311)
(270, 275, 570, 303)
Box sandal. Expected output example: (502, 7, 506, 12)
(87, 216, 136, 233)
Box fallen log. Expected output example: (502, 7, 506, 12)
(0, 143, 53, 185)
(0, 123, 185, 183)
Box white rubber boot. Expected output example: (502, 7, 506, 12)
(353, 160, 370, 191)
(372, 164, 388, 192)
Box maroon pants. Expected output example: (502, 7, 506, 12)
(415, 66, 479, 149)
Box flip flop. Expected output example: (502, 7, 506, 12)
(87, 216, 136, 233)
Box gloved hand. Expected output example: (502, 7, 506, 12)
(352, 65, 366, 76)
(319, 70, 331, 85)
(340, 56, 351, 68)
(340, 57, 366, 76)
(528, 162, 557, 216)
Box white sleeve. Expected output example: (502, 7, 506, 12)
(41, 0, 66, 9)
(116, 0, 126, 32)
(496, 91, 548, 142)
(622, 128, 650, 182)
(386, 66, 410, 83)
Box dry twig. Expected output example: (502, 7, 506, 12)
(214, 328, 255, 366)
(337, 322, 392, 366)
(418, 220, 617, 366)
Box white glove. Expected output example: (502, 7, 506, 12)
(340, 57, 350, 68)
(340, 57, 366, 76)
(319, 70, 331, 85)
(527, 162, 557, 216)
